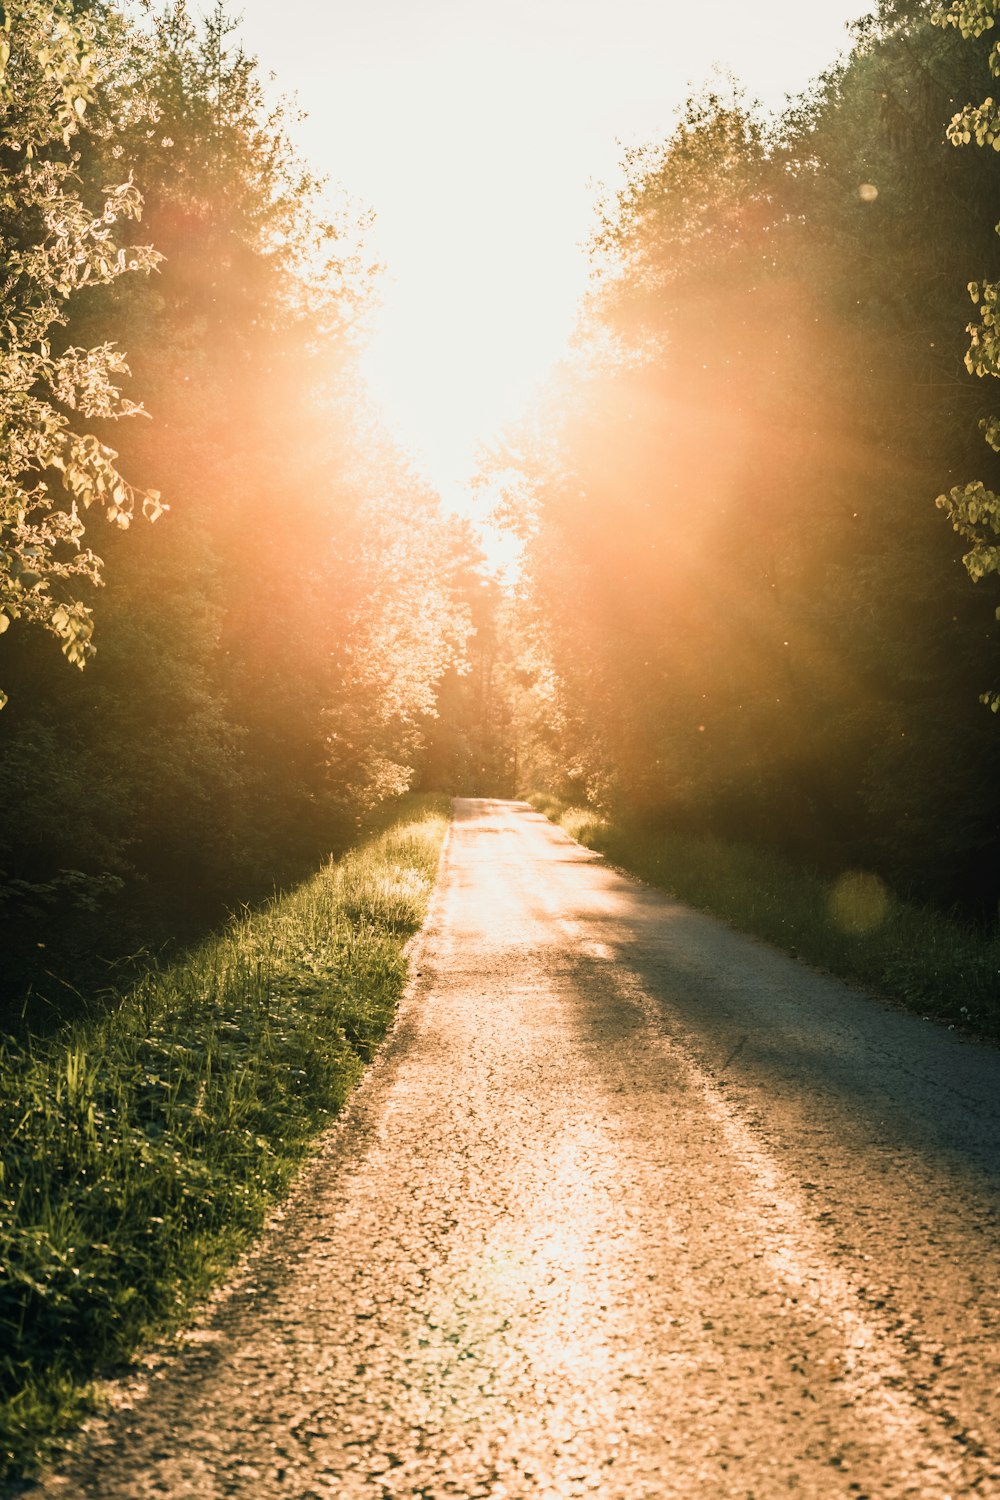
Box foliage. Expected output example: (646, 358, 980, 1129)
(0, 796, 449, 1479)
(0, 1, 474, 1023)
(932, 0, 1000, 708)
(416, 544, 551, 799)
(0, 0, 162, 706)
(499, 9, 1000, 917)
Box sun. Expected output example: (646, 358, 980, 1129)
(229, 0, 868, 547)
(355, 83, 592, 526)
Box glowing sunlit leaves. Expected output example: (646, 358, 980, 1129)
(936, 4, 1000, 130)
(932, 0, 1000, 698)
(936, 482, 1000, 582)
(946, 96, 1000, 147)
(48, 602, 94, 668)
(0, 1, 161, 705)
(931, 0, 998, 39)
(142, 490, 167, 523)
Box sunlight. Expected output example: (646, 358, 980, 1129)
(7, 2, 1000, 1483)
(355, 56, 590, 520)
(359, 244, 572, 516)
(232, 0, 867, 531)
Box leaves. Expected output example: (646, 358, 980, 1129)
(931, 1, 998, 42)
(932, 0, 1000, 673)
(498, 12, 1000, 914)
(0, 2, 162, 706)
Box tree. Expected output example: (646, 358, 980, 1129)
(0, 2, 475, 1028)
(932, 0, 1000, 706)
(497, 15, 1000, 913)
(0, 0, 161, 706)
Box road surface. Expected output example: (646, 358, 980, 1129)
(30, 798, 1000, 1498)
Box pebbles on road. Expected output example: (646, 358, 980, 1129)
(27, 798, 1000, 1498)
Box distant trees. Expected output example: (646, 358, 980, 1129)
(417, 551, 541, 799)
(501, 0, 1000, 914)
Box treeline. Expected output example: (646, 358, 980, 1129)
(0, 1, 480, 1025)
(6, 0, 999, 1026)
(498, 0, 1000, 919)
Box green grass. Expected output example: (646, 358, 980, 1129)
(528, 793, 1000, 1039)
(0, 794, 450, 1479)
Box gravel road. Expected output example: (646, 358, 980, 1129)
(27, 797, 1000, 1498)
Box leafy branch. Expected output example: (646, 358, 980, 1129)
(932, 0, 1000, 709)
(0, 1, 162, 706)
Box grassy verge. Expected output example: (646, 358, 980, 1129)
(528, 794, 1000, 1040)
(0, 794, 450, 1479)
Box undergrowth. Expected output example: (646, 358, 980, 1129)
(528, 794, 1000, 1039)
(0, 794, 449, 1479)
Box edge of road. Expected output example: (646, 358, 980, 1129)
(401, 797, 454, 975)
(531, 800, 1000, 1053)
(13, 807, 459, 1498)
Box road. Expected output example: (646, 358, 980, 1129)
(31, 797, 1000, 1498)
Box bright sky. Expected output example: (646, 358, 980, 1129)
(229, 0, 868, 521)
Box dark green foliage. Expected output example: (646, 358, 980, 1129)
(0, 0, 163, 699)
(928, 0, 1000, 705)
(505, 2, 1000, 918)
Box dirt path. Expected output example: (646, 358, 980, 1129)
(29, 797, 1000, 1498)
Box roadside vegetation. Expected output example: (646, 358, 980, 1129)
(0, 1, 478, 1034)
(0, 796, 448, 1480)
(494, 4, 1000, 933)
(530, 794, 1000, 1041)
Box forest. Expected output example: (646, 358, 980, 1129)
(2, 0, 1000, 1037)
(0, 0, 493, 1028)
(493, 0, 1000, 920)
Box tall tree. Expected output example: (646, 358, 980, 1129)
(0, 2, 473, 1023)
(498, 8, 1000, 912)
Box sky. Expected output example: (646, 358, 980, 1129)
(227, 0, 869, 521)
